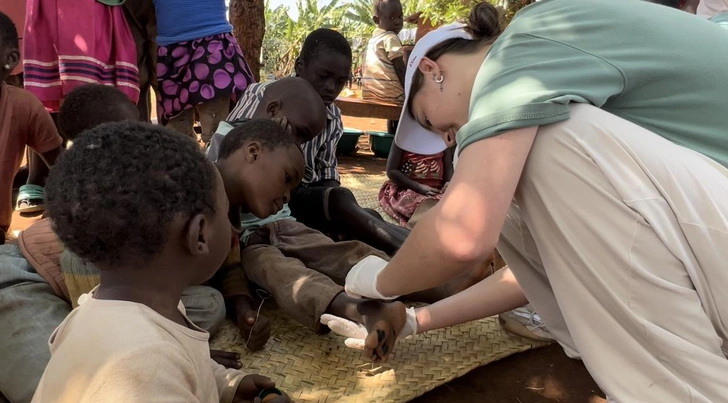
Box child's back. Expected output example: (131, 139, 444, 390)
(33, 297, 230, 402)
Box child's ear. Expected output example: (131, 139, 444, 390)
(372, 15, 380, 25)
(294, 57, 303, 77)
(185, 214, 210, 257)
(265, 100, 282, 118)
(418, 57, 439, 75)
(244, 141, 262, 163)
(2, 49, 20, 73)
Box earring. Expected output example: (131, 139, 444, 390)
(2, 64, 9, 70)
(433, 72, 444, 92)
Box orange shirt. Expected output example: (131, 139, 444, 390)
(0, 83, 62, 229)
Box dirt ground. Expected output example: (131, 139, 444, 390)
(6, 116, 607, 403)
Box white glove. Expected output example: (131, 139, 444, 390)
(344, 255, 400, 300)
(320, 307, 418, 350)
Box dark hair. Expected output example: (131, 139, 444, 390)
(46, 122, 217, 269)
(0, 11, 19, 49)
(643, 0, 680, 7)
(217, 118, 298, 160)
(374, 0, 401, 16)
(407, 2, 502, 119)
(300, 28, 352, 66)
(58, 84, 138, 140)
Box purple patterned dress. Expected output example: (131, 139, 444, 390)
(156, 32, 254, 125)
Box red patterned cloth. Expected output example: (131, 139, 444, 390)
(378, 151, 446, 226)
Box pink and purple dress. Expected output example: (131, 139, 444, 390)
(23, 0, 140, 112)
(153, 0, 254, 125)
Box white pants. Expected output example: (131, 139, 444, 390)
(498, 104, 728, 402)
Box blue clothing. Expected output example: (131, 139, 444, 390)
(153, 0, 232, 46)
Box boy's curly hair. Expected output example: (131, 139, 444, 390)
(46, 122, 217, 269)
(217, 118, 298, 160)
(58, 84, 139, 140)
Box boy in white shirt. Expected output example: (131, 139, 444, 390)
(32, 122, 288, 403)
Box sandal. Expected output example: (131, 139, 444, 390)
(16, 184, 46, 213)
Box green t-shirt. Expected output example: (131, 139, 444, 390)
(458, 0, 728, 168)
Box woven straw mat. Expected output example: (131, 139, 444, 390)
(211, 172, 549, 403)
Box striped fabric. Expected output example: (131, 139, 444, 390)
(361, 29, 405, 104)
(226, 82, 343, 184)
(23, 0, 140, 111)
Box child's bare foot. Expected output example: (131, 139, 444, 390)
(357, 299, 406, 361)
(326, 294, 406, 361)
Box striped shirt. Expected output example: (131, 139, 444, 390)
(212, 82, 343, 184)
(361, 29, 405, 104)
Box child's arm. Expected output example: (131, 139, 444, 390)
(208, 359, 247, 403)
(386, 144, 440, 196)
(26, 94, 63, 166)
(443, 147, 455, 183)
(682, 0, 699, 13)
(384, 34, 407, 87)
(392, 57, 406, 88)
(211, 206, 271, 352)
(211, 361, 291, 402)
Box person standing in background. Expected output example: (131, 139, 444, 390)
(152, 0, 255, 145)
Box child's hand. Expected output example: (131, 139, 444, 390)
(236, 301, 272, 351)
(417, 185, 441, 197)
(210, 349, 242, 369)
(233, 374, 291, 403)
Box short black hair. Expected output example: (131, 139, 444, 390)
(218, 118, 298, 160)
(46, 122, 217, 269)
(300, 28, 352, 66)
(374, 0, 401, 16)
(0, 11, 19, 49)
(58, 84, 139, 140)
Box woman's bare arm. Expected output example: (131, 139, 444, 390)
(376, 127, 538, 297)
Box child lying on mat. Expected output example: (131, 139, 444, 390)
(32, 122, 290, 403)
(213, 119, 489, 361)
(214, 30, 410, 256)
(0, 84, 243, 403)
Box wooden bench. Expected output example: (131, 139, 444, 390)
(335, 97, 402, 121)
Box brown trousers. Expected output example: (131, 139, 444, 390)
(241, 220, 388, 332)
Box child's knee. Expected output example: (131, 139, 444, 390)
(328, 187, 358, 212)
(182, 286, 226, 335)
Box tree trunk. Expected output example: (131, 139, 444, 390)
(229, 0, 265, 81)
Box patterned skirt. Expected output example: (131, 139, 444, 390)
(156, 32, 254, 124)
(378, 181, 443, 227)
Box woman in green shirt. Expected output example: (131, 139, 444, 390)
(331, 0, 728, 400)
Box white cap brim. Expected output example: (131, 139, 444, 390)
(394, 23, 472, 155)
